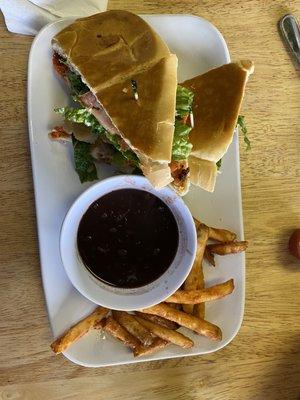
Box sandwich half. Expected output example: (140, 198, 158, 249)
(50, 10, 193, 193)
(50, 11, 253, 195)
(181, 60, 254, 192)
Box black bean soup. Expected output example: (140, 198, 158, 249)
(77, 189, 179, 288)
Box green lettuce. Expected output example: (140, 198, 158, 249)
(73, 136, 139, 182)
(55, 107, 139, 168)
(72, 135, 97, 183)
(172, 85, 194, 160)
(55, 107, 106, 134)
(176, 85, 194, 118)
(111, 152, 142, 175)
(172, 121, 193, 161)
(57, 55, 89, 96)
(237, 115, 251, 150)
(67, 71, 89, 96)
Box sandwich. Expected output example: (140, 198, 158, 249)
(50, 10, 253, 195)
(182, 59, 254, 192)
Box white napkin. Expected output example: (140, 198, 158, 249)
(0, 0, 108, 35)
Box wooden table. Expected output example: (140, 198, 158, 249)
(0, 1, 299, 399)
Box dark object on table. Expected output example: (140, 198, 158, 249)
(288, 229, 300, 259)
(278, 14, 300, 70)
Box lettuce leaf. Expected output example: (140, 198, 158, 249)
(237, 115, 251, 150)
(67, 71, 89, 96)
(57, 55, 88, 95)
(72, 135, 97, 183)
(111, 152, 142, 175)
(55, 107, 140, 168)
(172, 121, 193, 161)
(176, 85, 194, 118)
(55, 107, 106, 135)
(172, 85, 194, 160)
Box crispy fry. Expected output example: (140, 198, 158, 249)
(135, 316, 193, 348)
(193, 217, 201, 230)
(101, 316, 140, 350)
(194, 301, 205, 320)
(133, 337, 169, 357)
(193, 261, 205, 319)
(112, 311, 154, 346)
(140, 303, 222, 341)
(134, 312, 179, 330)
(207, 241, 248, 255)
(208, 227, 237, 242)
(50, 306, 108, 354)
(204, 247, 215, 267)
(166, 279, 234, 304)
(193, 217, 236, 243)
(94, 319, 106, 329)
(183, 224, 209, 313)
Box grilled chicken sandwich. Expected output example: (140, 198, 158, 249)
(50, 10, 253, 194)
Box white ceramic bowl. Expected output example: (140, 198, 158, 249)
(60, 175, 197, 311)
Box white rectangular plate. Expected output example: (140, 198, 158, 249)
(28, 14, 245, 367)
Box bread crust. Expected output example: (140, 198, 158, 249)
(182, 61, 254, 163)
(188, 156, 217, 192)
(52, 11, 171, 92)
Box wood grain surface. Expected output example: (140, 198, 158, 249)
(0, 1, 299, 399)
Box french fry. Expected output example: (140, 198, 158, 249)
(207, 241, 248, 255)
(166, 279, 234, 304)
(134, 311, 179, 330)
(94, 319, 106, 329)
(135, 316, 193, 348)
(194, 302, 205, 320)
(101, 316, 140, 350)
(140, 303, 222, 341)
(133, 337, 169, 357)
(50, 306, 108, 354)
(208, 227, 237, 242)
(193, 261, 205, 319)
(204, 247, 215, 267)
(193, 216, 237, 243)
(112, 311, 154, 346)
(193, 217, 201, 230)
(183, 224, 209, 313)
(168, 303, 178, 308)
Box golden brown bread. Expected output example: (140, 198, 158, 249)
(182, 61, 254, 163)
(140, 160, 173, 189)
(52, 11, 171, 91)
(96, 54, 178, 162)
(188, 156, 217, 193)
(181, 60, 254, 192)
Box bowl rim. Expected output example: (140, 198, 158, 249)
(60, 175, 197, 310)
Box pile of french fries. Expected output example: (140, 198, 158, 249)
(51, 219, 248, 357)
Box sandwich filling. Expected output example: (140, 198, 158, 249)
(51, 52, 194, 185)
